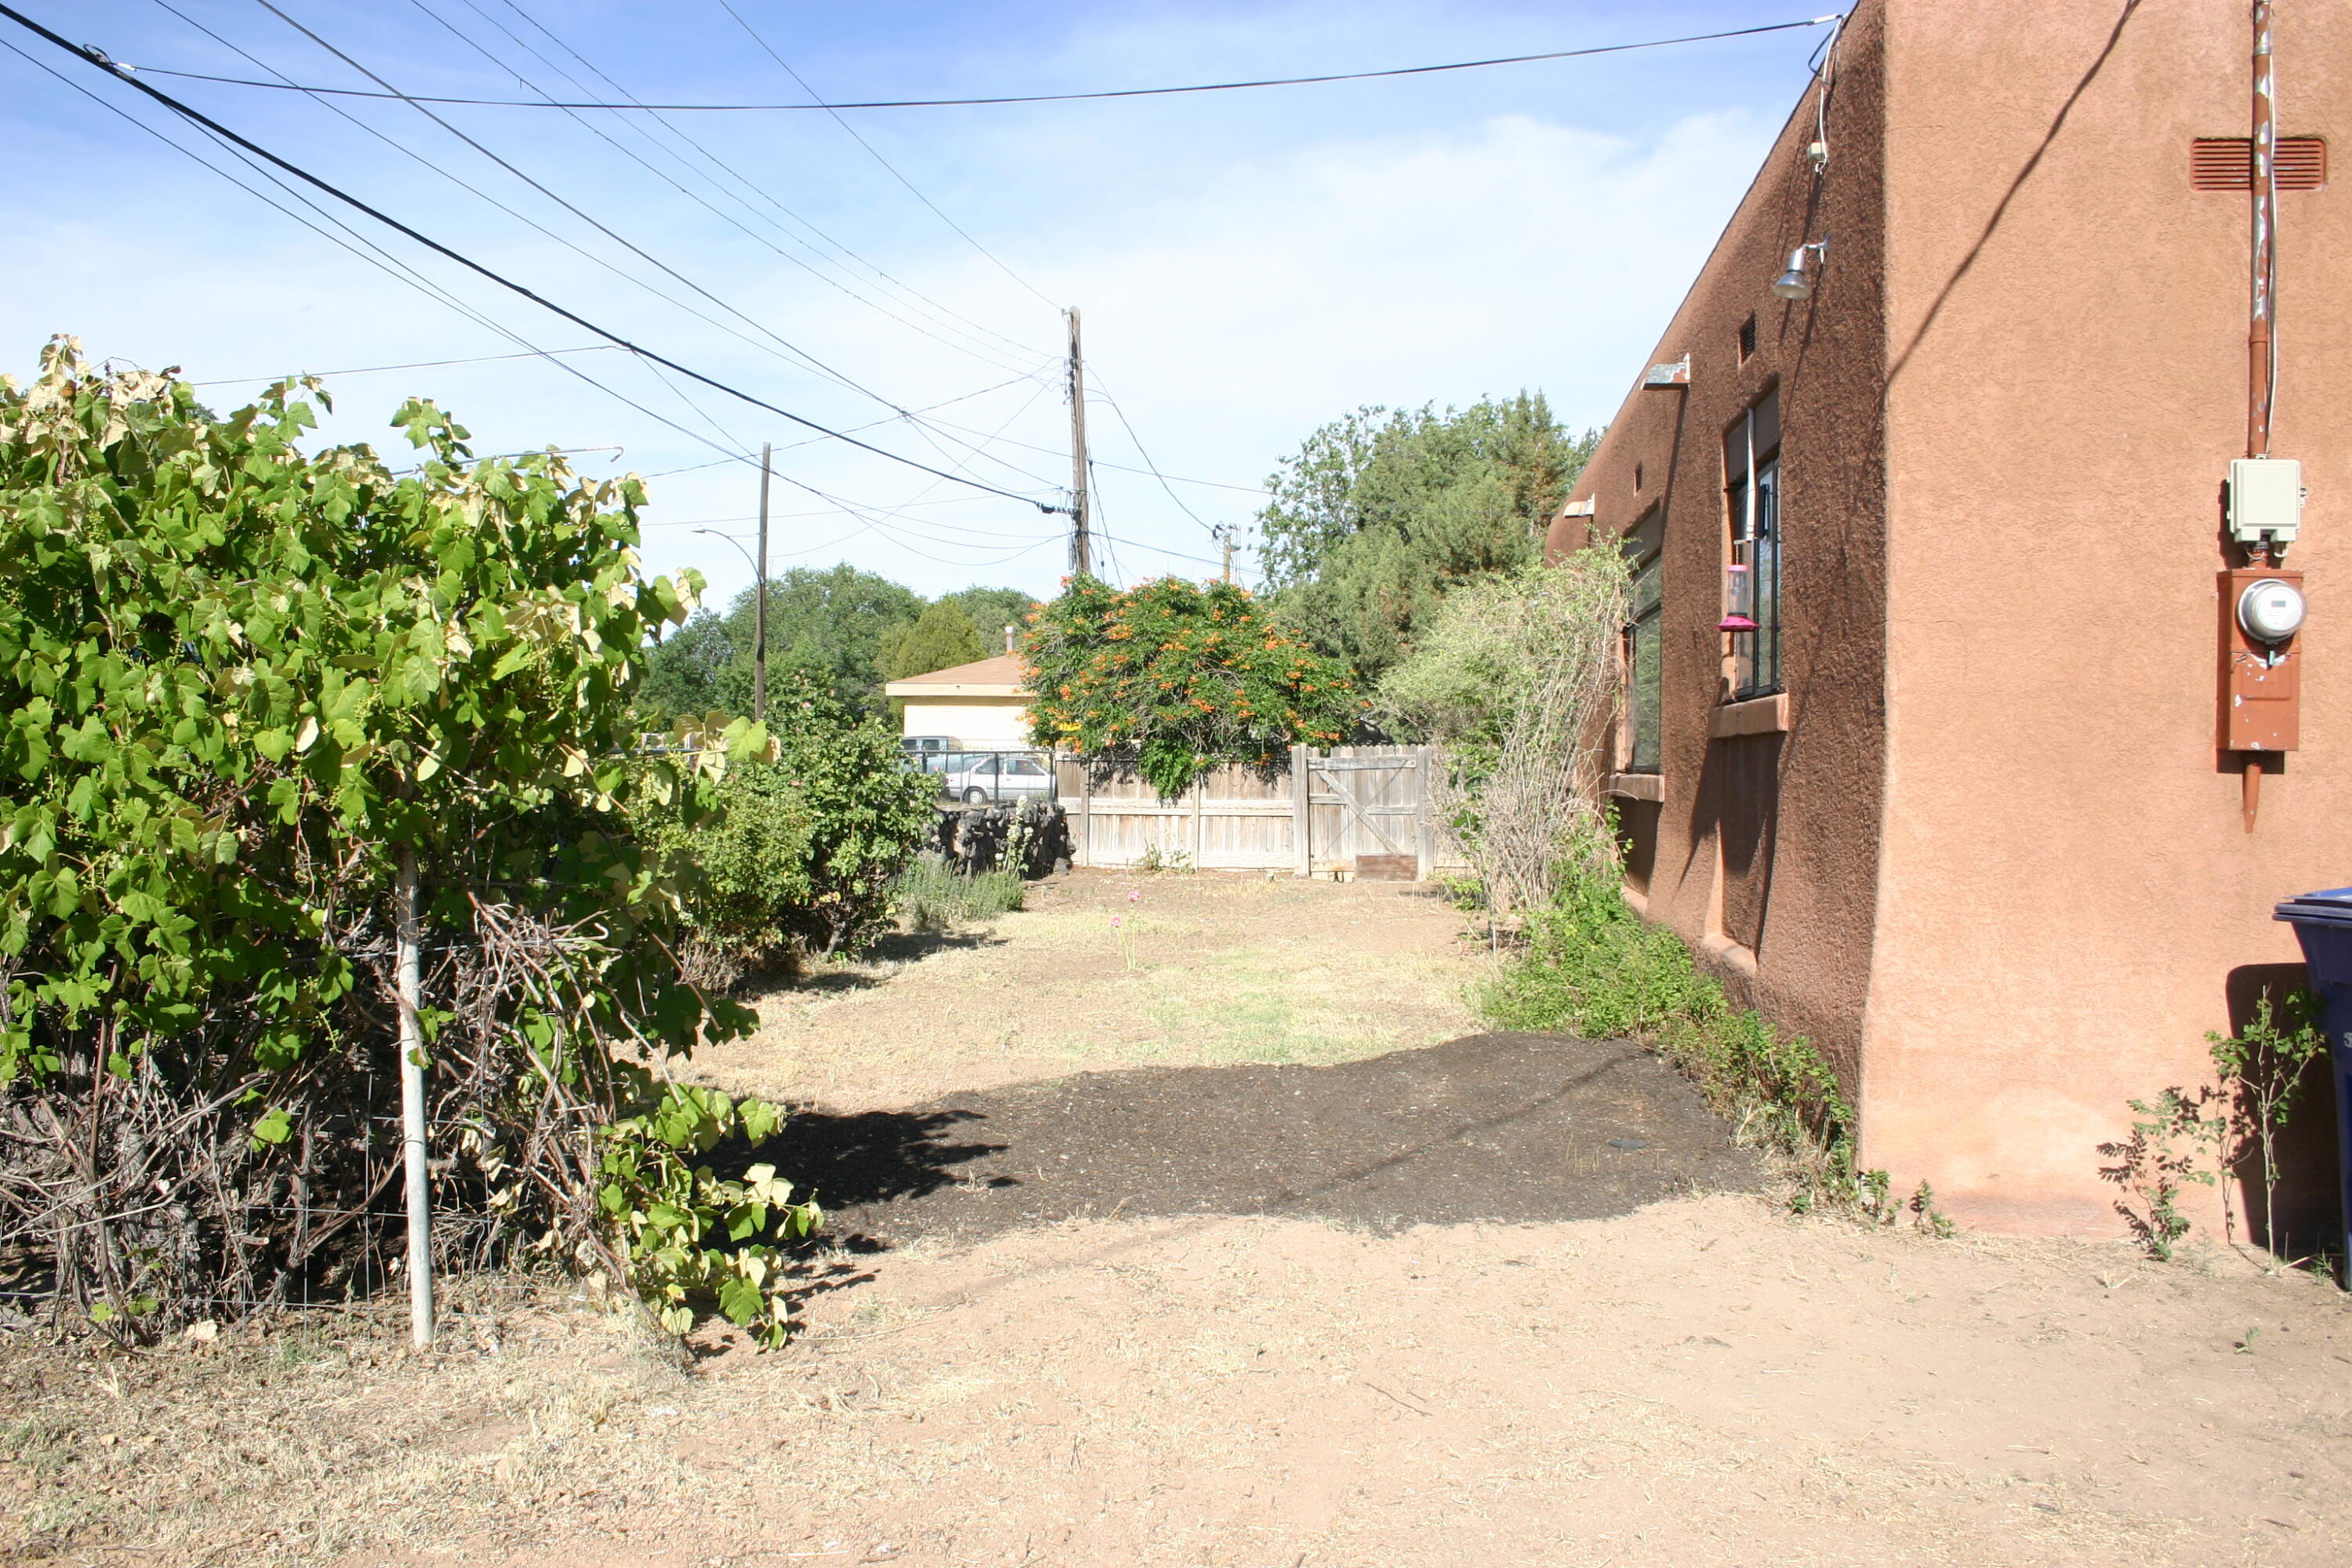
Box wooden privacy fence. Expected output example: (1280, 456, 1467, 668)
(1055, 746, 1466, 879)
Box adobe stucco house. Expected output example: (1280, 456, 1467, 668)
(884, 652, 1033, 748)
(1552, 0, 2349, 1237)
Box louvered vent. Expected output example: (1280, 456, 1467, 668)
(2192, 136, 2328, 191)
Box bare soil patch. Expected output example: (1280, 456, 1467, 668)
(776, 1033, 1762, 1244)
(9, 1203, 2344, 1567)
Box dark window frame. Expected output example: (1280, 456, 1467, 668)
(1724, 394, 1784, 702)
(1623, 509, 1664, 775)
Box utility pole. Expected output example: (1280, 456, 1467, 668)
(1214, 524, 1236, 584)
(754, 441, 771, 725)
(1065, 307, 1091, 579)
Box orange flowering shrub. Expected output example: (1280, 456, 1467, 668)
(1022, 576, 1359, 796)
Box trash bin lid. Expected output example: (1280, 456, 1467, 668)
(2274, 887, 2352, 928)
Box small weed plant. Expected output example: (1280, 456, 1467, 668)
(2207, 994, 2326, 1246)
(891, 856, 1025, 932)
(1136, 843, 1194, 874)
(2097, 1088, 2218, 1261)
(2100, 992, 2325, 1261)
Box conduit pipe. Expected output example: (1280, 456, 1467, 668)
(2249, 1, 2278, 465)
(2241, 2, 2280, 832)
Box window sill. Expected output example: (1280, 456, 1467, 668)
(1607, 772, 1664, 803)
(1709, 691, 1789, 739)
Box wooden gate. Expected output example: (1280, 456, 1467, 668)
(1298, 748, 1433, 880)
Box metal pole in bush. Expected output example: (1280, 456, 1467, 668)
(397, 849, 434, 1348)
(754, 442, 771, 725)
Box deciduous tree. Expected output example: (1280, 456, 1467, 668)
(1258, 394, 1597, 685)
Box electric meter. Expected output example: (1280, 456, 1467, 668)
(2238, 578, 2307, 644)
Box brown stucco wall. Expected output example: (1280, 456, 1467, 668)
(1549, 0, 1892, 1085)
(1552, 0, 2351, 1240)
(1868, 0, 2352, 1235)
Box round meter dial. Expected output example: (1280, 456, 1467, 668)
(2238, 579, 2307, 644)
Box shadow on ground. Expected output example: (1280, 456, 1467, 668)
(771, 1033, 1762, 1246)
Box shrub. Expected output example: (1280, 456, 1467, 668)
(1481, 866, 1715, 1039)
(1023, 575, 1359, 797)
(1379, 552, 1627, 915)
(634, 672, 937, 974)
(0, 339, 775, 1339)
(597, 1078, 818, 1348)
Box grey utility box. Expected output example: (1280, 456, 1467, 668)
(2229, 456, 2305, 549)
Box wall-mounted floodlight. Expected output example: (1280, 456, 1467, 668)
(1773, 239, 1830, 300)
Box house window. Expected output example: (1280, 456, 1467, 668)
(1624, 509, 1664, 772)
(1723, 392, 1782, 700)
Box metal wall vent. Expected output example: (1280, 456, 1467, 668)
(1737, 314, 1757, 361)
(2192, 136, 2328, 191)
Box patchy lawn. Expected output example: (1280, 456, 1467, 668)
(693, 869, 1491, 1110)
(4, 870, 2348, 1566)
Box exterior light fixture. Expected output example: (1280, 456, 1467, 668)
(1773, 239, 1830, 300)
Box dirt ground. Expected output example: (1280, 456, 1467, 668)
(4, 872, 2350, 1567)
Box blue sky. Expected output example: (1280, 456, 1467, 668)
(0, 2, 1835, 609)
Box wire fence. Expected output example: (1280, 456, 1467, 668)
(902, 747, 1055, 806)
(0, 1080, 568, 1334)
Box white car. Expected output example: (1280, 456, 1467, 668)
(938, 752, 1054, 804)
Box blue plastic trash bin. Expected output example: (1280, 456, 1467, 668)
(2273, 887, 2352, 1283)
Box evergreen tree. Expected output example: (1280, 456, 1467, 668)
(883, 599, 990, 678)
(936, 585, 1038, 655)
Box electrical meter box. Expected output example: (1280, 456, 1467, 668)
(2228, 457, 2304, 548)
(2221, 567, 2303, 753)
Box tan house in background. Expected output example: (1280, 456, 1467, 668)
(884, 651, 1034, 748)
(1552, 0, 2348, 1239)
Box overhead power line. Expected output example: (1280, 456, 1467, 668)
(407, 0, 1050, 374)
(920, 412, 1268, 495)
(242, 0, 936, 408)
(147, 0, 933, 414)
(112, 16, 1846, 110)
(190, 343, 617, 384)
(712, 0, 1058, 311)
(5, 27, 1066, 568)
(1087, 372, 1218, 539)
(0, 4, 1066, 514)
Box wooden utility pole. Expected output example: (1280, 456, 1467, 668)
(395, 849, 432, 1348)
(1215, 524, 1236, 583)
(753, 441, 771, 725)
(1065, 307, 1091, 579)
